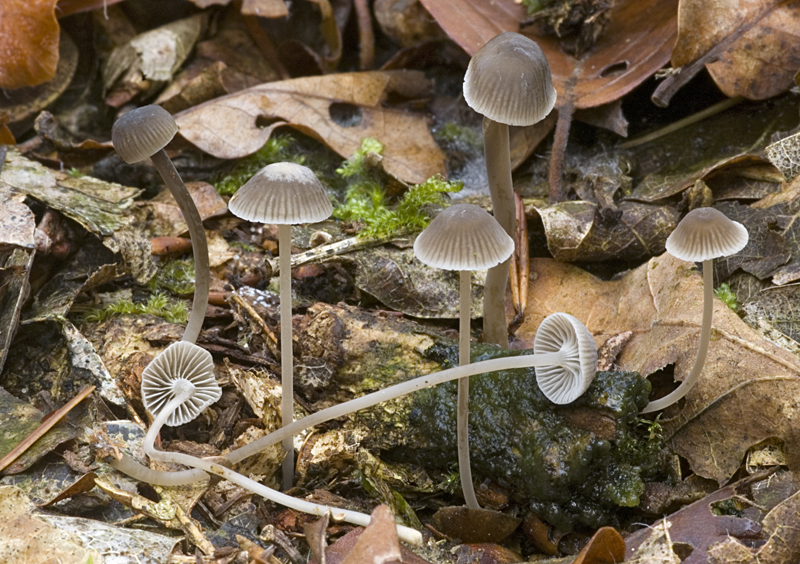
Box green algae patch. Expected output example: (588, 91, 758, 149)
(360, 343, 661, 531)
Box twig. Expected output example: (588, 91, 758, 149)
(0, 386, 95, 473)
(549, 81, 576, 202)
(229, 292, 281, 360)
(267, 235, 398, 274)
(353, 0, 375, 70)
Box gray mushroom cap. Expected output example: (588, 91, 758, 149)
(463, 32, 557, 127)
(228, 162, 333, 225)
(141, 341, 221, 427)
(413, 204, 514, 271)
(666, 207, 749, 263)
(112, 105, 179, 164)
(533, 313, 597, 404)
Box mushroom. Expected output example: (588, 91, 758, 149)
(111, 315, 598, 523)
(463, 32, 556, 348)
(112, 105, 210, 345)
(228, 162, 333, 489)
(641, 207, 748, 413)
(534, 312, 598, 403)
(110, 341, 424, 546)
(413, 204, 514, 509)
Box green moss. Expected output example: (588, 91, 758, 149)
(228, 240, 259, 252)
(715, 283, 738, 311)
(84, 292, 189, 324)
(212, 135, 302, 196)
(148, 258, 195, 295)
(333, 138, 463, 239)
(433, 122, 482, 150)
(67, 167, 84, 178)
(393, 343, 661, 531)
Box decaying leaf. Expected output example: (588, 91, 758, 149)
(432, 506, 520, 543)
(0, 0, 60, 89)
(514, 254, 800, 483)
(174, 70, 446, 184)
(418, 0, 677, 110)
(572, 526, 625, 564)
(707, 487, 800, 563)
(535, 200, 678, 262)
(674, 0, 800, 100)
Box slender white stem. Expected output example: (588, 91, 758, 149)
(110, 350, 566, 484)
(150, 150, 209, 345)
(124, 380, 422, 544)
(641, 259, 714, 413)
(278, 224, 294, 490)
(482, 118, 513, 348)
(458, 270, 479, 509)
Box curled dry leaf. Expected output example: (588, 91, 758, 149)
(514, 254, 800, 484)
(418, 0, 677, 109)
(0, 0, 60, 89)
(175, 71, 445, 184)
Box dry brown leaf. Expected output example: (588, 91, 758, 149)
(174, 71, 445, 184)
(341, 505, 402, 564)
(418, 0, 677, 109)
(513, 254, 800, 483)
(707, 488, 800, 563)
(673, 0, 800, 100)
(572, 526, 625, 564)
(0, 0, 60, 89)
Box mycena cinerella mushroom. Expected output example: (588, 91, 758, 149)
(228, 162, 333, 489)
(414, 204, 514, 508)
(641, 207, 748, 413)
(463, 32, 556, 347)
(112, 105, 210, 345)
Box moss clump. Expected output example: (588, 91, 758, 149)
(213, 135, 302, 196)
(84, 292, 188, 324)
(148, 258, 195, 295)
(715, 283, 738, 311)
(376, 343, 661, 531)
(333, 138, 463, 239)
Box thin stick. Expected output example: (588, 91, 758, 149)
(353, 0, 375, 70)
(0, 386, 95, 473)
(458, 270, 479, 509)
(279, 224, 294, 489)
(548, 98, 574, 203)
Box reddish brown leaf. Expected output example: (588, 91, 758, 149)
(418, 0, 677, 109)
(0, 0, 60, 88)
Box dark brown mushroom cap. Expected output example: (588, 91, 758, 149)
(112, 105, 178, 164)
(463, 32, 557, 127)
(142, 341, 221, 427)
(666, 207, 749, 262)
(413, 204, 514, 271)
(228, 162, 333, 224)
(533, 313, 598, 404)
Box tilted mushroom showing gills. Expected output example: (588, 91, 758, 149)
(107, 341, 423, 546)
(108, 314, 599, 496)
(463, 32, 556, 348)
(228, 162, 333, 490)
(534, 313, 598, 404)
(641, 207, 748, 413)
(414, 204, 514, 509)
(112, 105, 210, 345)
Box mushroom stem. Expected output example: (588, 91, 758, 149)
(458, 270, 480, 509)
(150, 150, 209, 345)
(482, 118, 514, 348)
(641, 259, 713, 413)
(111, 348, 571, 487)
(131, 379, 423, 545)
(278, 223, 295, 490)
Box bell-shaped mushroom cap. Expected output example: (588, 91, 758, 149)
(112, 105, 178, 164)
(228, 162, 333, 225)
(533, 313, 597, 404)
(142, 341, 221, 427)
(666, 207, 749, 263)
(463, 32, 557, 127)
(413, 204, 514, 271)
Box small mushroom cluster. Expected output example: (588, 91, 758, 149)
(106, 40, 748, 540)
